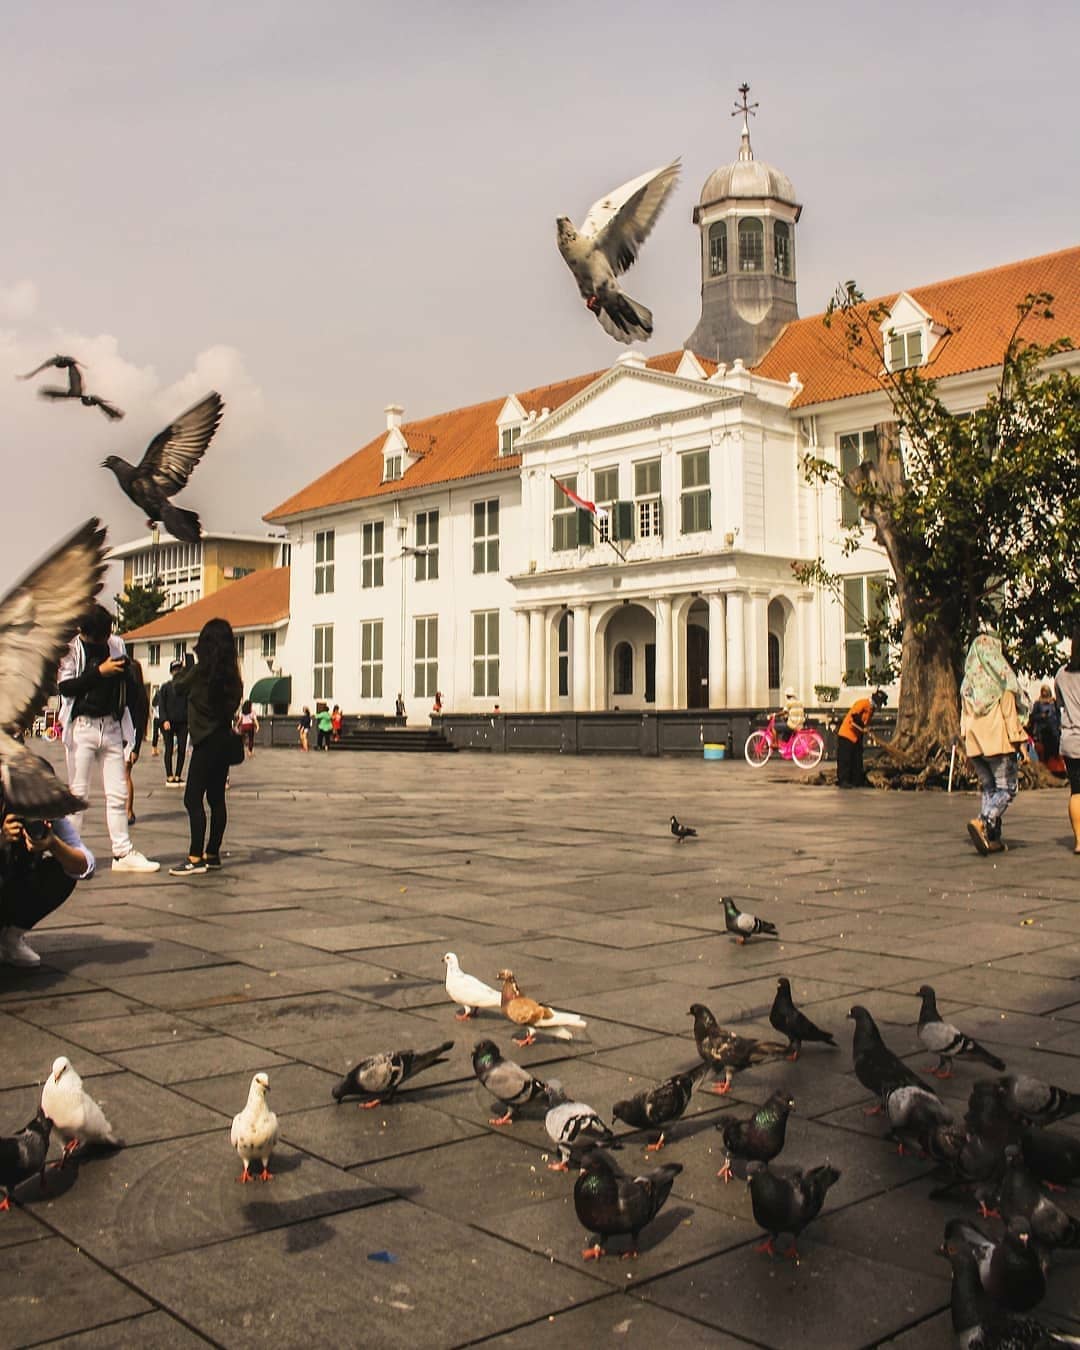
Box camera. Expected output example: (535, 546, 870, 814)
(19, 819, 48, 841)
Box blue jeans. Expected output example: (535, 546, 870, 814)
(970, 753, 1018, 832)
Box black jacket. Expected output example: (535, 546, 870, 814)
(157, 679, 188, 725)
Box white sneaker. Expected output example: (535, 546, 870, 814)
(112, 850, 161, 873)
(0, 927, 40, 967)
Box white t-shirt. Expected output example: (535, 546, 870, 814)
(1056, 667, 1080, 758)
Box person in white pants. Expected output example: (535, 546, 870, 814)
(57, 606, 159, 873)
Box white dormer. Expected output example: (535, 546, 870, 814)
(496, 395, 527, 456)
(880, 293, 948, 372)
(382, 406, 415, 482)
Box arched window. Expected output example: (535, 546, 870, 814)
(768, 632, 781, 690)
(613, 642, 633, 695)
(558, 612, 570, 698)
(738, 218, 764, 272)
(774, 220, 792, 278)
(708, 222, 727, 277)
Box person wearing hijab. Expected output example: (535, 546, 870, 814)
(960, 632, 1029, 855)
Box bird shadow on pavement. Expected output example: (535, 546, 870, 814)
(241, 1188, 377, 1252)
(46, 939, 153, 969)
(589, 1204, 694, 1258)
(11, 1163, 78, 1208)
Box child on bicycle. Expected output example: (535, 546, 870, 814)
(775, 688, 806, 743)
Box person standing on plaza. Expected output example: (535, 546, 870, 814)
(124, 657, 149, 827)
(316, 704, 333, 751)
(150, 685, 162, 757)
(168, 620, 243, 877)
(297, 707, 311, 752)
(1054, 630, 1080, 855)
(158, 659, 190, 785)
(1027, 683, 1062, 764)
(960, 632, 1029, 856)
(835, 689, 887, 788)
(331, 705, 343, 743)
(57, 605, 159, 873)
(236, 700, 259, 758)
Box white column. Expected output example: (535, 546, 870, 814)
(726, 590, 746, 705)
(707, 593, 726, 708)
(515, 611, 531, 711)
(748, 590, 770, 707)
(797, 592, 815, 704)
(528, 609, 546, 712)
(655, 596, 674, 709)
(572, 604, 590, 710)
(589, 608, 605, 710)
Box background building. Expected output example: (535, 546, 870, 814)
(109, 531, 291, 611)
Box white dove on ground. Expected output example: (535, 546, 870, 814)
(230, 1072, 278, 1183)
(442, 952, 502, 1021)
(556, 159, 680, 344)
(40, 1056, 120, 1163)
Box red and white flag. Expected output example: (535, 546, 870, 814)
(554, 478, 609, 521)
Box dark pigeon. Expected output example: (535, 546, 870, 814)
(612, 1064, 706, 1151)
(471, 1039, 547, 1126)
(989, 1147, 1080, 1250)
(670, 815, 697, 843)
(0, 1108, 52, 1211)
(917, 986, 1007, 1079)
(331, 1040, 453, 1109)
(573, 1147, 682, 1260)
(848, 1004, 934, 1113)
(18, 355, 123, 419)
(998, 1075, 1080, 1128)
(722, 896, 778, 945)
(942, 1216, 1046, 1314)
(884, 1084, 961, 1159)
(769, 978, 836, 1060)
(748, 1163, 841, 1261)
(943, 1238, 1080, 1350)
(715, 1091, 794, 1182)
(102, 391, 224, 543)
(689, 1003, 787, 1096)
(1020, 1126, 1080, 1190)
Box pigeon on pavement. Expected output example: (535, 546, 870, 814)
(472, 1039, 547, 1126)
(543, 1082, 616, 1171)
(670, 816, 697, 843)
(496, 970, 586, 1047)
(942, 1216, 1045, 1313)
(997, 1074, 1080, 1128)
(332, 1041, 453, 1109)
(230, 1072, 278, 1183)
(943, 1238, 1080, 1350)
(556, 160, 681, 344)
(848, 1004, 934, 1113)
(102, 391, 224, 543)
(573, 1147, 682, 1260)
(916, 986, 1007, 1079)
(442, 952, 502, 1021)
(40, 1056, 120, 1162)
(1020, 1126, 1080, 1190)
(612, 1064, 707, 1151)
(883, 1084, 960, 1160)
(0, 1108, 52, 1211)
(18, 355, 124, 419)
(769, 978, 835, 1060)
(988, 1146, 1080, 1250)
(0, 518, 107, 816)
(748, 1162, 841, 1261)
(715, 1091, 794, 1182)
(722, 896, 778, 944)
(689, 1003, 787, 1095)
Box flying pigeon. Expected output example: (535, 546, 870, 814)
(230, 1072, 278, 1184)
(721, 896, 777, 944)
(101, 391, 224, 543)
(573, 1147, 682, 1260)
(0, 518, 107, 816)
(543, 1082, 616, 1171)
(0, 1108, 52, 1211)
(689, 1003, 787, 1095)
(987, 1146, 1080, 1250)
(612, 1064, 707, 1152)
(496, 970, 586, 1047)
(769, 978, 836, 1060)
(848, 1004, 934, 1113)
(1020, 1126, 1080, 1190)
(331, 1040, 453, 1109)
(442, 952, 501, 1021)
(883, 1084, 961, 1160)
(748, 1162, 841, 1261)
(942, 1216, 1045, 1314)
(942, 1238, 1080, 1350)
(18, 355, 124, 420)
(40, 1056, 120, 1162)
(556, 159, 681, 345)
(916, 986, 1007, 1079)
(997, 1074, 1080, 1128)
(715, 1091, 794, 1183)
(471, 1039, 547, 1126)
(670, 816, 697, 843)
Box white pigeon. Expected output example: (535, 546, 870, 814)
(230, 1072, 278, 1183)
(40, 1056, 120, 1162)
(543, 1082, 616, 1171)
(443, 952, 502, 1022)
(556, 158, 681, 344)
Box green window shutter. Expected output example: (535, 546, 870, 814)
(613, 500, 633, 541)
(680, 494, 692, 534)
(577, 508, 593, 546)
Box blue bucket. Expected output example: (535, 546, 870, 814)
(703, 744, 726, 761)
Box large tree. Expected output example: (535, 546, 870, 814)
(114, 579, 173, 634)
(796, 288, 1080, 782)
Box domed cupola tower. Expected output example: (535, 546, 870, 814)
(685, 85, 802, 367)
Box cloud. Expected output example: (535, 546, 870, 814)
(0, 280, 38, 321)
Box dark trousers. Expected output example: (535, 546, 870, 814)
(163, 723, 189, 779)
(1, 859, 76, 931)
(836, 735, 865, 786)
(184, 728, 231, 859)
(151, 717, 161, 748)
(317, 727, 330, 750)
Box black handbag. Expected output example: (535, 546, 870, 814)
(227, 732, 246, 767)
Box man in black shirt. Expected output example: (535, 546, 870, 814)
(157, 660, 190, 785)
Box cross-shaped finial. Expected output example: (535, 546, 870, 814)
(732, 83, 758, 120)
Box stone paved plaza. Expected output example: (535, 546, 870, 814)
(1, 747, 1079, 1349)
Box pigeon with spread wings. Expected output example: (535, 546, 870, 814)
(556, 160, 680, 344)
(0, 518, 107, 816)
(102, 391, 224, 542)
(18, 355, 124, 420)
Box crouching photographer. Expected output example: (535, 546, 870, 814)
(0, 764, 95, 968)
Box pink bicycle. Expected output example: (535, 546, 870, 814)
(744, 713, 825, 770)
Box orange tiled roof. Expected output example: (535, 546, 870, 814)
(752, 245, 1080, 407)
(264, 351, 711, 521)
(123, 568, 290, 640)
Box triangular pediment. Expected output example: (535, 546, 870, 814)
(883, 291, 933, 332)
(497, 395, 527, 427)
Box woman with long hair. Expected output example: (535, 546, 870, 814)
(168, 619, 242, 876)
(1055, 629, 1080, 855)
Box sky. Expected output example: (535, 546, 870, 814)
(3, 0, 1078, 593)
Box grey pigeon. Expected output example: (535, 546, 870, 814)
(543, 1081, 616, 1171)
(612, 1064, 707, 1151)
(943, 1238, 1080, 1350)
(230, 1072, 278, 1183)
(102, 391, 224, 543)
(471, 1039, 547, 1126)
(848, 1004, 934, 1114)
(573, 1147, 682, 1260)
(998, 1075, 1080, 1128)
(769, 977, 835, 1060)
(556, 160, 680, 344)
(0, 519, 107, 816)
(884, 1084, 960, 1159)
(1020, 1126, 1080, 1190)
(331, 1040, 453, 1109)
(0, 1108, 52, 1211)
(917, 986, 1006, 1079)
(18, 355, 124, 419)
(748, 1162, 841, 1261)
(942, 1216, 1045, 1314)
(987, 1146, 1080, 1251)
(722, 896, 778, 944)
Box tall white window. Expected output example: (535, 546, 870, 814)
(499, 426, 521, 456)
(594, 467, 618, 545)
(552, 476, 579, 552)
(236, 633, 246, 660)
(708, 221, 727, 277)
(888, 329, 924, 371)
(314, 529, 335, 594)
(362, 521, 384, 588)
(679, 450, 711, 533)
(383, 454, 402, 482)
(472, 610, 499, 697)
(414, 616, 438, 699)
(261, 631, 277, 661)
(415, 510, 439, 580)
(738, 217, 764, 272)
(473, 499, 500, 573)
(313, 624, 334, 699)
(147, 643, 160, 667)
(839, 429, 878, 528)
(172, 641, 186, 663)
(843, 575, 890, 685)
(773, 220, 792, 278)
(557, 612, 570, 697)
(634, 459, 662, 539)
(360, 620, 383, 699)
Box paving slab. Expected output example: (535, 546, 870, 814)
(470, 1291, 756, 1348)
(0, 1238, 152, 1345)
(34, 1310, 215, 1347)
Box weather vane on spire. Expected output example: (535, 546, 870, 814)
(732, 83, 758, 121)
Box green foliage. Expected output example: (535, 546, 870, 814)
(114, 579, 172, 633)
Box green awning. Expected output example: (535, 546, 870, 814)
(249, 676, 291, 705)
